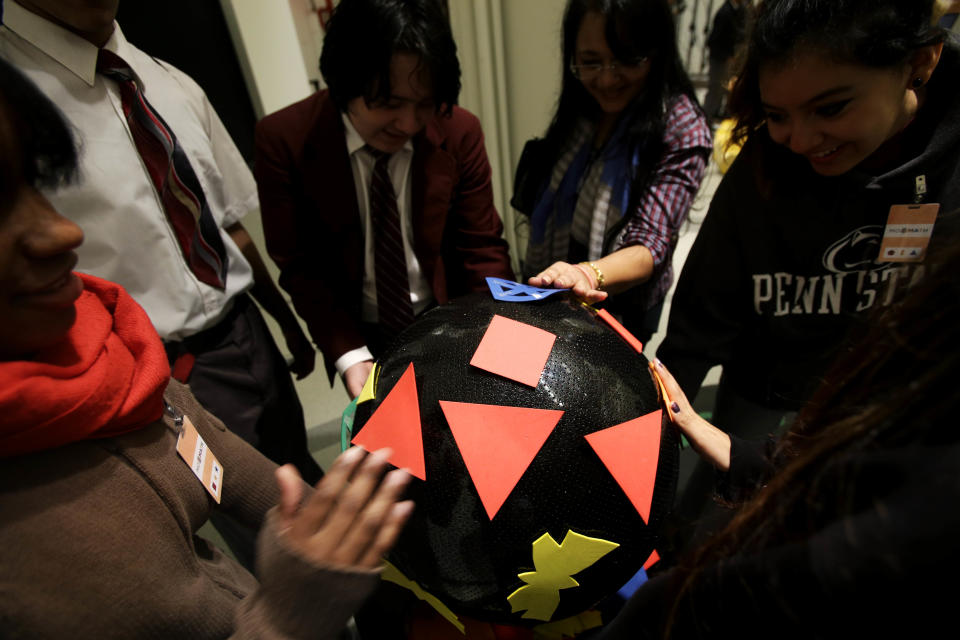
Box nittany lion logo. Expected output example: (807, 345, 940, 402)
(822, 226, 884, 273)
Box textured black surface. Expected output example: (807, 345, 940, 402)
(352, 292, 678, 624)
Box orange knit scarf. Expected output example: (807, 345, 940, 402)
(0, 274, 170, 458)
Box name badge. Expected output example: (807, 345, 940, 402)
(877, 203, 939, 263)
(176, 415, 224, 503)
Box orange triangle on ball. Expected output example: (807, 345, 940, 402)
(351, 363, 426, 480)
(440, 401, 563, 520)
(584, 410, 663, 524)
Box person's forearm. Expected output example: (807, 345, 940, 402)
(529, 245, 656, 305)
(652, 359, 731, 471)
(590, 245, 655, 294)
(680, 413, 732, 471)
(226, 222, 300, 328)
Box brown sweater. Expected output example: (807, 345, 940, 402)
(0, 380, 380, 639)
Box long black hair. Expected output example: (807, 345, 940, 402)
(655, 232, 960, 636)
(729, 0, 946, 143)
(319, 0, 461, 116)
(0, 57, 78, 207)
(541, 0, 699, 175)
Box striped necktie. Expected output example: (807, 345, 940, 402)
(367, 147, 415, 339)
(97, 49, 228, 290)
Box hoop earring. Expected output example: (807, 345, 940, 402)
(912, 76, 924, 88)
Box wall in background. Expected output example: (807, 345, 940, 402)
(219, 0, 314, 118)
(287, 0, 326, 90)
(450, 0, 565, 273)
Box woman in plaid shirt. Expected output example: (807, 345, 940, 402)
(512, 0, 711, 343)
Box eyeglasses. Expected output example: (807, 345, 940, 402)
(570, 58, 649, 80)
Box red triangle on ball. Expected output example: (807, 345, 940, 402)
(351, 363, 426, 480)
(585, 410, 663, 524)
(440, 400, 563, 519)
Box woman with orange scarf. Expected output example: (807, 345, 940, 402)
(0, 58, 413, 639)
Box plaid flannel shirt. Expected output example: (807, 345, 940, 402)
(615, 93, 712, 307)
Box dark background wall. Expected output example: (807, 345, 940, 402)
(117, 1, 258, 164)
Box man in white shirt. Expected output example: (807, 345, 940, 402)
(0, 0, 322, 485)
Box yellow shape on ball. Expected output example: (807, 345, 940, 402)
(507, 530, 619, 621)
(356, 363, 379, 405)
(381, 560, 465, 634)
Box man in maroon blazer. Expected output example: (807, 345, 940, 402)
(254, 0, 514, 397)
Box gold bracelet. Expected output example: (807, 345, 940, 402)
(578, 261, 605, 290)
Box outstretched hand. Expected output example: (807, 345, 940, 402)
(274, 447, 414, 569)
(528, 261, 608, 304)
(651, 358, 731, 471)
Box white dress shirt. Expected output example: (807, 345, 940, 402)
(0, 2, 256, 340)
(334, 113, 434, 375)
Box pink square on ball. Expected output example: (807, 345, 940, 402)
(469, 315, 557, 387)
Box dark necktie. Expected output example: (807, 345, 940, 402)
(367, 148, 415, 339)
(97, 49, 229, 290)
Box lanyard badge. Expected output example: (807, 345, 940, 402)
(878, 175, 940, 263)
(169, 404, 224, 504)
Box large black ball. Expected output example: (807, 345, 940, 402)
(352, 292, 677, 625)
